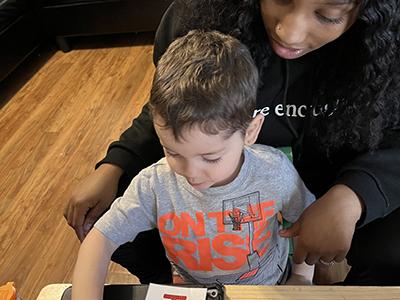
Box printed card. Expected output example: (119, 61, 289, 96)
(145, 283, 207, 300)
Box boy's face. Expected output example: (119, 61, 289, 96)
(154, 116, 246, 191)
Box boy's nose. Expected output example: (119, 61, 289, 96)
(180, 161, 199, 179)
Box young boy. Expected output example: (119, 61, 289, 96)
(72, 30, 315, 299)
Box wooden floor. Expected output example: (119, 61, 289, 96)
(0, 33, 154, 299)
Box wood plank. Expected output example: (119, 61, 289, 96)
(224, 285, 400, 299)
(34, 284, 400, 300)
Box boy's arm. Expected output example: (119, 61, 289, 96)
(285, 237, 314, 285)
(72, 228, 118, 300)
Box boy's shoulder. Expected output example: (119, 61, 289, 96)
(246, 144, 296, 180)
(136, 157, 174, 181)
(247, 144, 290, 165)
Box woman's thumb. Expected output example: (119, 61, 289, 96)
(279, 221, 300, 238)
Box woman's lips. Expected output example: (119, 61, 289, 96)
(270, 38, 306, 59)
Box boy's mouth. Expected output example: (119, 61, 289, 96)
(188, 180, 207, 189)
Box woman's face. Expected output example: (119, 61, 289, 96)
(260, 0, 360, 59)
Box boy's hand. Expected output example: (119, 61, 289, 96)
(72, 228, 118, 300)
(280, 185, 363, 265)
(64, 164, 123, 241)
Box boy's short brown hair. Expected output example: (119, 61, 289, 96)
(149, 30, 259, 140)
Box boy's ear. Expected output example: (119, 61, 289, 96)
(245, 114, 264, 146)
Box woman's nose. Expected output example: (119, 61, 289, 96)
(275, 13, 307, 47)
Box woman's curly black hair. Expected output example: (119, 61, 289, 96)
(176, 0, 400, 152)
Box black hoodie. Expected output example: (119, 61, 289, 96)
(98, 2, 400, 228)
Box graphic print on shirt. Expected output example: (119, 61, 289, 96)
(223, 192, 262, 280)
(158, 191, 276, 282)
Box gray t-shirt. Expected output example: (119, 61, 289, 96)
(95, 144, 315, 285)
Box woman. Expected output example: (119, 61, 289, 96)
(65, 0, 400, 285)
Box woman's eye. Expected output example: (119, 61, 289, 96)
(203, 157, 222, 164)
(316, 12, 345, 25)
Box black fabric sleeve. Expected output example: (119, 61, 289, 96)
(335, 130, 400, 227)
(96, 2, 184, 178)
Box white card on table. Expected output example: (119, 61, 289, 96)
(145, 283, 207, 300)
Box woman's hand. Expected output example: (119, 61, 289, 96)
(64, 164, 123, 241)
(280, 184, 364, 265)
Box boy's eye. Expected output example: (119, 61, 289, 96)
(165, 151, 179, 157)
(203, 157, 222, 164)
